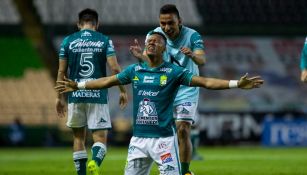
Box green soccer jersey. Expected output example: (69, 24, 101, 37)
(116, 62, 194, 138)
(300, 37, 307, 70)
(59, 29, 116, 104)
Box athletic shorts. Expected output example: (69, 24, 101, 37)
(173, 102, 198, 124)
(124, 136, 181, 175)
(67, 103, 111, 130)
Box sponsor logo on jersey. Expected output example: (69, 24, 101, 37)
(98, 117, 107, 123)
(72, 90, 100, 98)
(159, 67, 172, 73)
(108, 40, 115, 51)
(81, 31, 92, 37)
(133, 76, 139, 81)
(136, 98, 158, 125)
(180, 107, 190, 115)
(165, 165, 175, 172)
(194, 39, 204, 45)
(161, 153, 173, 164)
(135, 65, 142, 71)
(69, 39, 104, 49)
(160, 75, 167, 86)
(157, 142, 170, 152)
(143, 76, 155, 83)
(181, 102, 192, 106)
(138, 90, 159, 96)
(128, 145, 136, 154)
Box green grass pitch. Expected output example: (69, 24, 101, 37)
(0, 146, 307, 175)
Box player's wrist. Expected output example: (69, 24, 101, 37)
(77, 82, 86, 90)
(229, 80, 238, 88)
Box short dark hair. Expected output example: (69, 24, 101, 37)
(78, 8, 98, 25)
(159, 4, 180, 19)
(149, 32, 167, 45)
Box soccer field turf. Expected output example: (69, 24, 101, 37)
(0, 146, 306, 175)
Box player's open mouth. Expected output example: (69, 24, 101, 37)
(165, 31, 174, 36)
(147, 45, 155, 51)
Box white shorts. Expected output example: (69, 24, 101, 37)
(67, 103, 111, 130)
(173, 102, 198, 124)
(124, 136, 181, 175)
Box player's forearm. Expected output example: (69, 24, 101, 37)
(190, 76, 231, 90)
(79, 75, 120, 90)
(56, 70, 66, 98)
(110, 68, 126, 93)
(191, 54, 206, 66)
(84, 77, 112, 89)
(134, 53, 149, 63)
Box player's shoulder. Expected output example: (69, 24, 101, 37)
(163, 62, 185, 72)
(89, 30, 110, 40)
(182, 26, 200, 37)
(125, 63, 142, 71)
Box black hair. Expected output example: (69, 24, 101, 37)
(149, 32, 167, 45)
(78, 8, 98, 25)
(159, 4, 180, 19)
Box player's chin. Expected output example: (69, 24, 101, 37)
(147, 53, 156, 58)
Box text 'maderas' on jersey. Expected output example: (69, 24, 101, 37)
(59, 29, 116, 104)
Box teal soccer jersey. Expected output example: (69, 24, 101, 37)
(116, 62, 194, 138)
(59, 29, 116, 104)
(301, 37, 307, 70)
(147, 26, 205, 106)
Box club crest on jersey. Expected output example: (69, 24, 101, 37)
(160, 153, 173, 164)
(160, 75, 167, 86)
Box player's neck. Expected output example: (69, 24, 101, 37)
(80, 24, 96, 31)
(148, 56, 164, 68)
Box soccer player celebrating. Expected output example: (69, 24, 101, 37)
(300, 37, 307, 82)
(130, 4, 206, 174)
(55, 9, 128, 175)
(55, 32, 264, 175)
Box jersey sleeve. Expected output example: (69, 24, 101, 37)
(116, 64, 135, 85)
(106, 38, 116, 58)
(59, 36, 69, 59)
(300, 37, 307, 70)
(177, 68, 194, 86)
(190, 32, 205, 51)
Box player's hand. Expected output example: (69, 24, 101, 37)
(301, 69, 307, 82)
(55, 76, 78, 94)
(119, 92, 128, 109)
(180, 47, 194, 58)
(238, 73, 264, 89)
(55, 97, 66, 118)
(130, 39, 144, 60)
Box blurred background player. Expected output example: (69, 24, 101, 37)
(56, 32, 264, 175)
(130, 4, 206, 174)
(55, 8, 128, 175)
(300, 37, 307, 83)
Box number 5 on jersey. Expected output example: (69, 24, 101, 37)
(80, 52, 94, 78)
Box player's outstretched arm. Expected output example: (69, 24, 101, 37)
(190, 73, 264, 90)
(301, 69, 307, 82)
(55, 75, 121, 94)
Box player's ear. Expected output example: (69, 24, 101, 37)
(95, 21, 100, 30)
(178, 17, 182, 26)
(77, 22, 81, 30)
